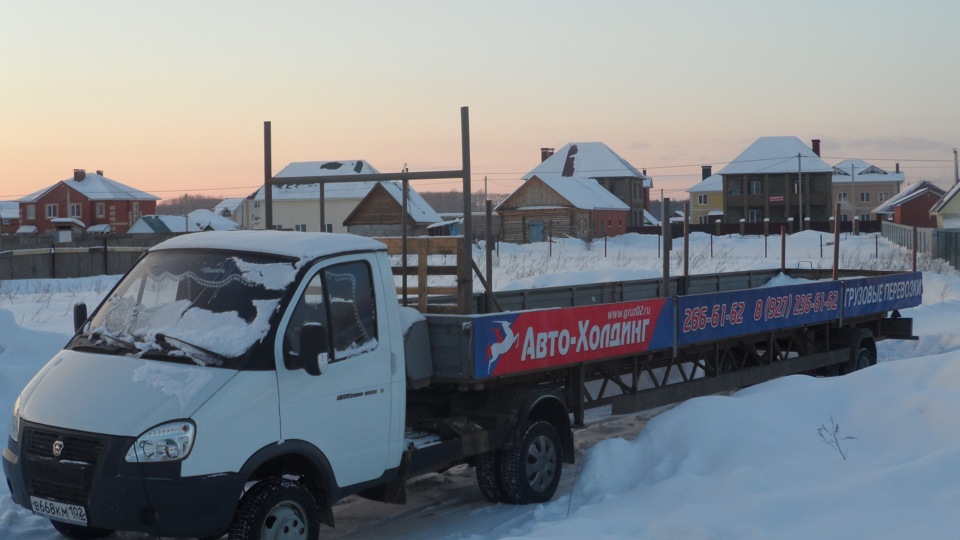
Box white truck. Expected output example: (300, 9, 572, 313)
(4, 230, 921, 539)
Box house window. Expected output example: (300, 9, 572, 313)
(837, 192, 848, 203)
(748, 209, 761, 223)
(221, 209, 232, 218)
(697, 194, 708, 205)
(749, 180, 762, 195)
(840, 214, 849, 222)
(859, 213, 871, 222)
(133, 202, 140, 217)
(26, 205, 36, 220)
(70, 203, 81, 218)
(294, 224, 307, 232)
(46, 204, 58, 218)
(254, 201, 262, 209)
(96, 203, 105, 217)
(2, 219, 9, 226)
(860, 192, 870, 203)
(879, 192, 887, 202)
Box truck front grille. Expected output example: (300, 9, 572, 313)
(23, 427, 106, 506)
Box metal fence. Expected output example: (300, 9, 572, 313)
(881, 221, 960, 270)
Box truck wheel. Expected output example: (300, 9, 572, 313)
(50, 521, 113, 539)
(229, 478, 320, 540)
(841, 345, 875, 375)
(475, 450, 509, 502)
(499, 420, 562, 504)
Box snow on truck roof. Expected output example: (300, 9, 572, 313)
(151, 231, 386, 263)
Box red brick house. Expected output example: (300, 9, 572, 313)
(497, 174, 629, 243)
(872, 180, 944, 228)
(18, 169, 159, 234)
(0, 201, 19, 234)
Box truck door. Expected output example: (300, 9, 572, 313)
(275, 254, 392, 488)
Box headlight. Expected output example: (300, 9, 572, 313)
(10, 396, 21, 443)
(125, 420, 195, 463)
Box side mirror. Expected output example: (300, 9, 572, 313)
(299, 323, 330, 376)
(73, 302, 88, 334)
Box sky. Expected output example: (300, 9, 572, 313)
(2, 232, 959, 538)
(3, 1, 959, 204)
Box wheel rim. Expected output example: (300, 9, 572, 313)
(525, 434, 558, 493)
(261, 500, 309, 540)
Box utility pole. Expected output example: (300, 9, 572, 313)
(954, 148, 958, 185)
(797, 153, 803, 228)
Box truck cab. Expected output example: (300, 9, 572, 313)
(4, 231, 415, 539)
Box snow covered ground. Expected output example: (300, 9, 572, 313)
(2, 231, 959, 539)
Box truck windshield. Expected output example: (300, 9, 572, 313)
(73, 250, 298, 368)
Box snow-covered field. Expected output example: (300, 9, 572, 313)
(2, 231, 959, 539)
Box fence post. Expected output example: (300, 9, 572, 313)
(912, 226, 918, 272)
(780, 226, 786, 271)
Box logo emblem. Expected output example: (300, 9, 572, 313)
(52, 440, 64, 457)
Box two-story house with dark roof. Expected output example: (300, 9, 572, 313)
(720, 137, 834, 225)
(17, 169, 159, 234)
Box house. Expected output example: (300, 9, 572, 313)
(343, 182, 442, 237)
(930, 181, 960, 228)
(832, 159, 905, 222)
(248, 160, 381, 232)
(496, 174, 629, 243)
(17, 169, 159, 234)
(872, 180, 944, 228)
(687, 166, 724, 225)
(213, 197, 252, 229)
(719, 137, 833, 225)
(128, 209, 240, 233)
(523, 143, 652, 227)
(0, 201, 19, 234)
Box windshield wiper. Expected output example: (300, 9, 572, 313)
(155, 333, 227, 366)
(82, 332, 139, 353)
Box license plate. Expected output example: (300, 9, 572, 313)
(30, 496, 88, 526)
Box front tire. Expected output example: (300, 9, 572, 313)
(498, 420, 562, 504)
(50, 520, 113, 539)
(229, 478, 320, 540)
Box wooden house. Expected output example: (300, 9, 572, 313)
(343, 182, 441, 237)
(496, 174, 629, 243)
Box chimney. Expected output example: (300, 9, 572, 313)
(701, 165, 712, 180)
(73, 169, 86, 182)
(895, 163, 900, 173)
(540, 147, 555, 162)
(95, 170, 103, 176)
(811, 139, 821, 157)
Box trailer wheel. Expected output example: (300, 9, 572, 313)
(841, 345, 876, 375)
(499, 420, 562, 504)
(475, 450, 509, 502)
(229, 478, 320, 540)
(50, 521, 113, 539)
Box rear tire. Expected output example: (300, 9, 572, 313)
(50, 520, 113, 539)
(841, 345, 875, 375)
(475, 450, 509, 502)
(498, 420, 562, 504)
(228, 478, 320, 540)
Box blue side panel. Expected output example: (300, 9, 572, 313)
(841, 272, 923, 318)
(677, 281, 843, 347)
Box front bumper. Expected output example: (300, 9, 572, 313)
(4, 421, 245, 538)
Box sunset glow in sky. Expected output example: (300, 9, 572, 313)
(3, 1, 959, 203)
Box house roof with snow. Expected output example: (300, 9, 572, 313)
(254, 160, 382, 201)
(375, 182, 442, 223)
(214, 197, 246, 216)
(18, 170, 159, 203)
(0, 201, 18, 219)
(500, 174, 630, 212)
(873, 180, 944, 215)
(687, 174, 723, 193)
(523, 143, 652, 188)
(129, 209, 240, 234)
(832, 159, 905, 185)
(930, 181, 960, 214)
(717, 137, 833, 176)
